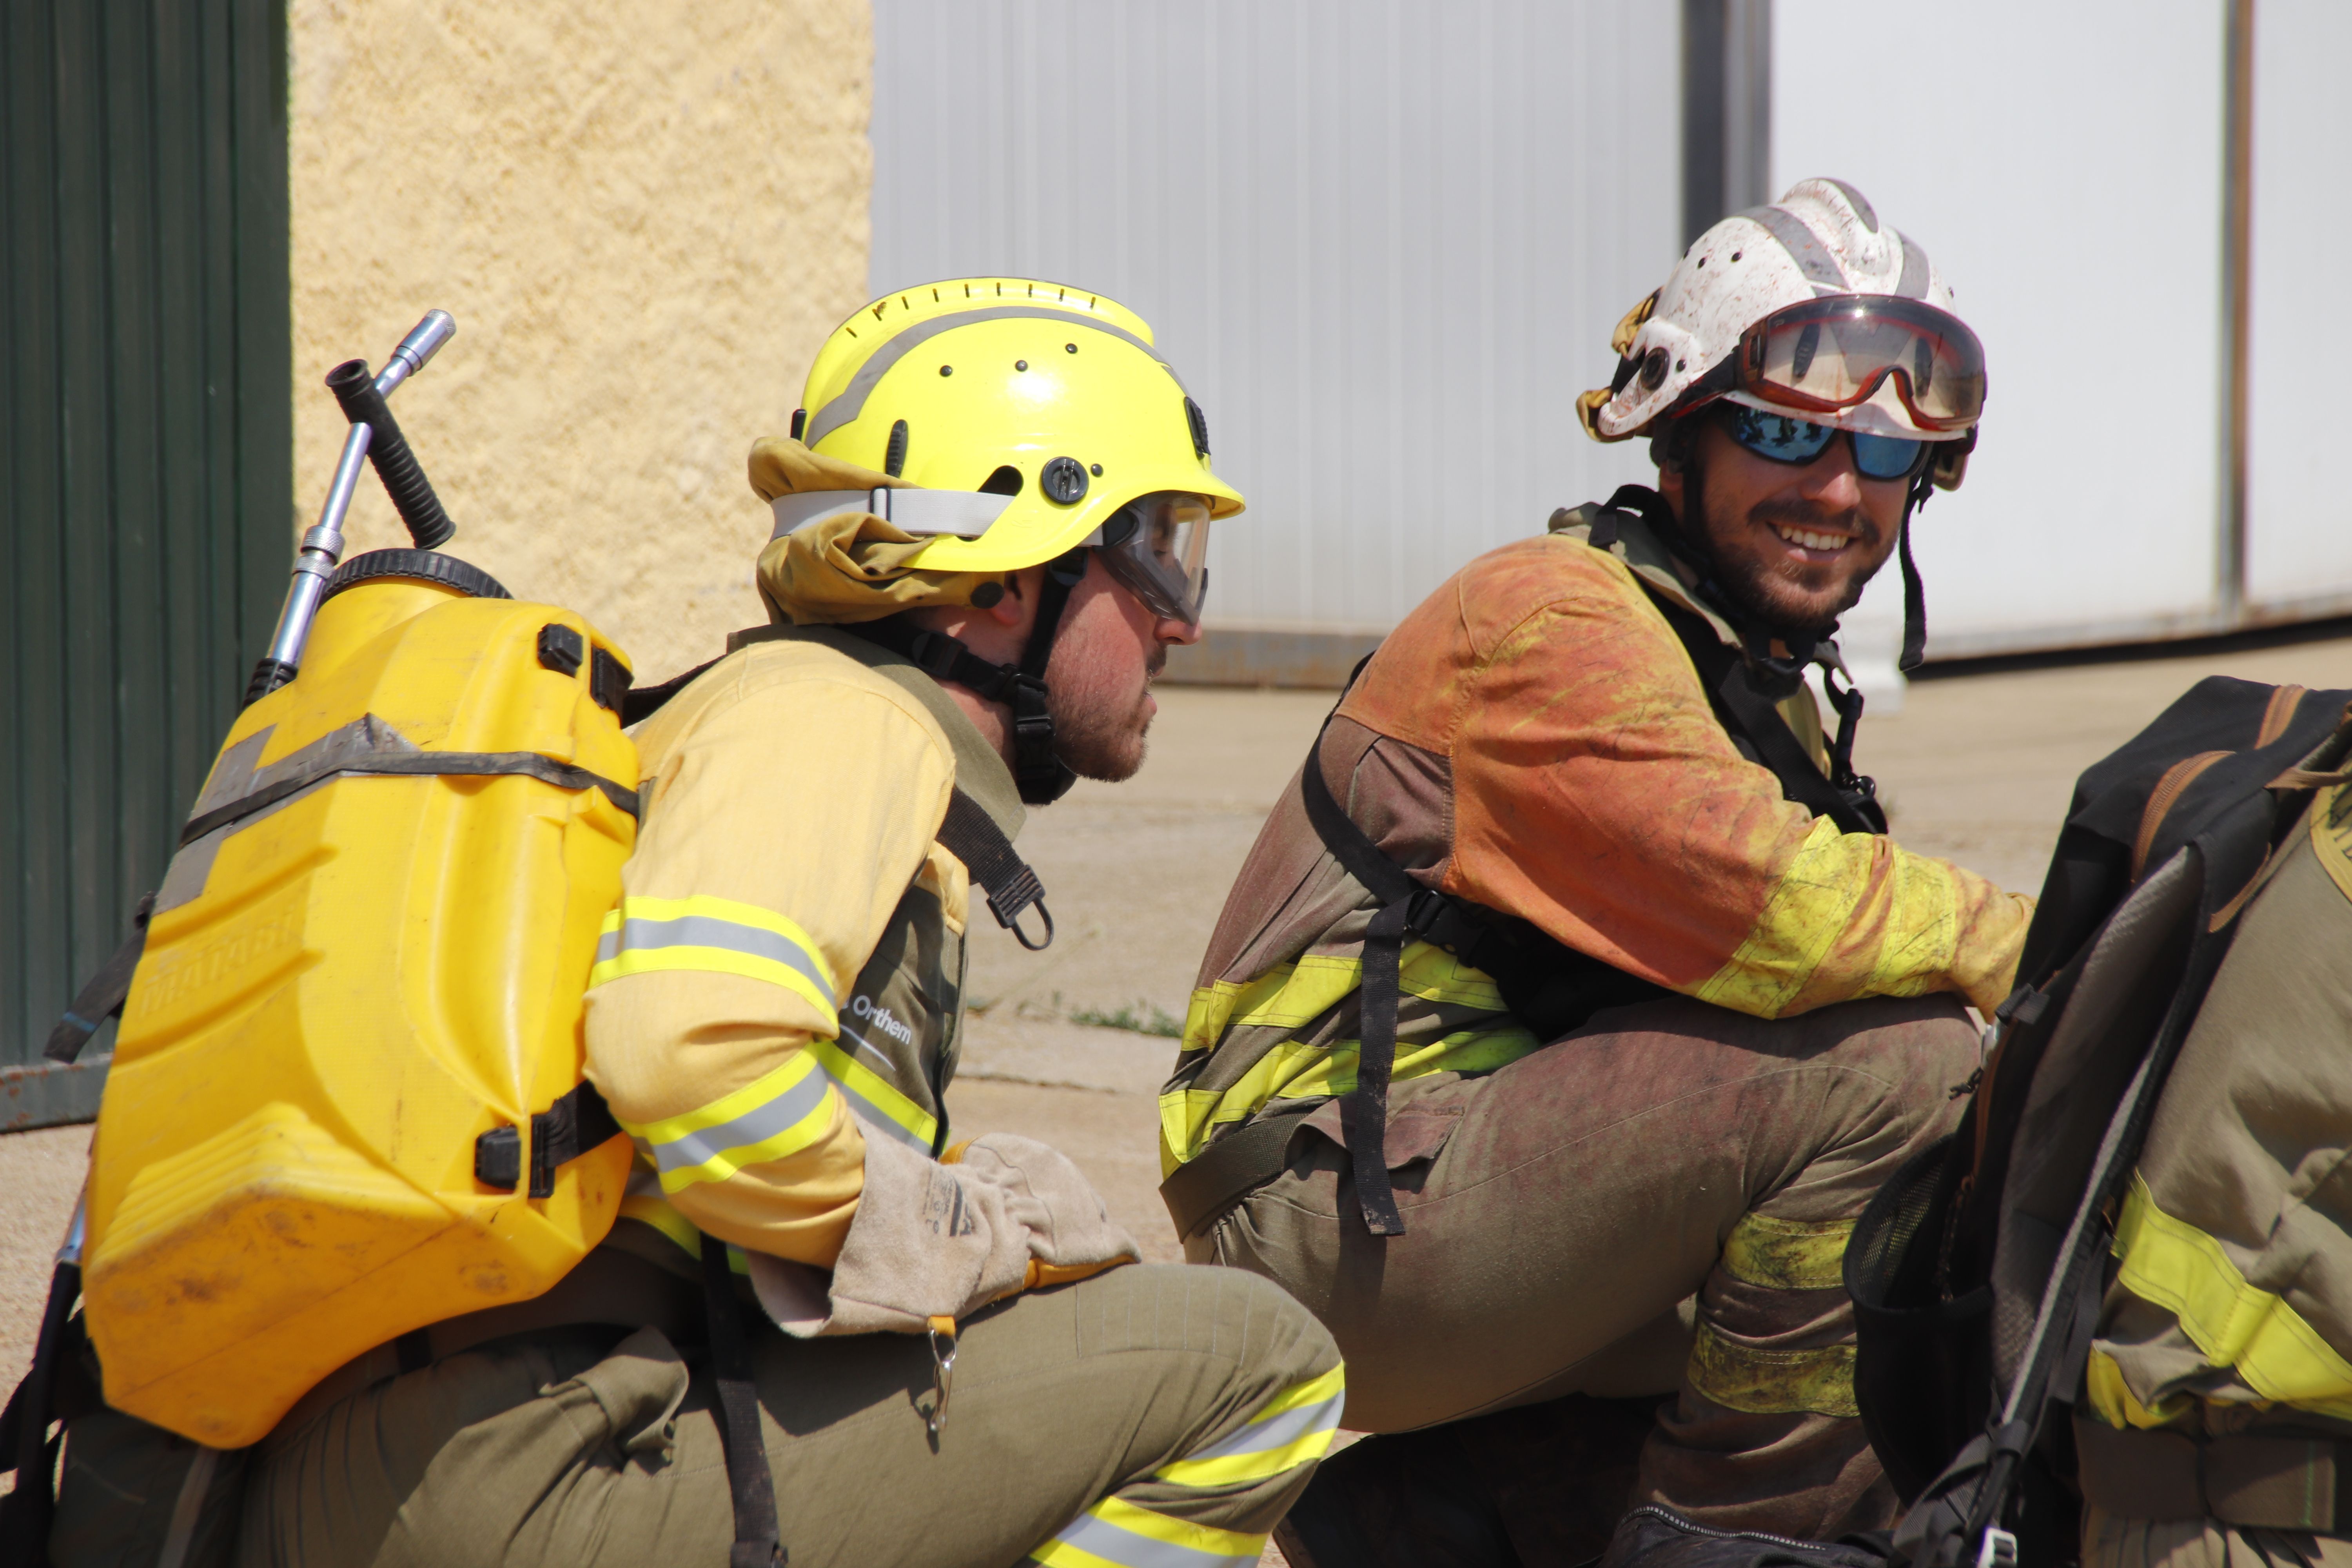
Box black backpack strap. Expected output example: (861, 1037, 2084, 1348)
(702, 1242, 784, 1568)
(44, 893, 156, 1064)
(620, 656, 724, 726)
(471, 1080, 626, 1197)
(1296, 726, 1413, 1236)
(1582, 486, 1884, 835)
(1638, 586, 1887, 836)
(935, 788, 1053, 951)
(0, 1244, 83, 1562)
(1294, 693, 1670, 1236)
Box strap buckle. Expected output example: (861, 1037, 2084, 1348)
(903, 628, 965, 681)
(1973, 1527, 2018, 1568)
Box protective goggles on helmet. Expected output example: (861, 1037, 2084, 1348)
(1726, 405, 1932, 481)
(1090, 491, 1211, 625)
(1733, 294, 1986, 433)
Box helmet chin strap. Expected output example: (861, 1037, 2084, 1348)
(1896, 472, 1932, 673)
(1006, 548, 1090, 805)
(844, 548, 1089, 806)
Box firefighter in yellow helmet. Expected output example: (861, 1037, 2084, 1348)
(52, 281, 1341, 1567)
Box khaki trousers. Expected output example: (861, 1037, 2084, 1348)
(2084, 1510, 2352, 1568)
(54, 1263, 1338, 1568)
(1190, 992, 1980, 1540)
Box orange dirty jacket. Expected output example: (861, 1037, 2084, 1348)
(1161, 502, 2033, 1171)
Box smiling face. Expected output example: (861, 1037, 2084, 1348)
(1656, 408, 1910, 638)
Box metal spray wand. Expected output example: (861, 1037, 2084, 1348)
(245, 309, 459, 705)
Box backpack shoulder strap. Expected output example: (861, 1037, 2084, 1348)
(1295, 704, 1662, 1238)
(935, 788, 1053, 951)
(1635, 583, 1887, 835)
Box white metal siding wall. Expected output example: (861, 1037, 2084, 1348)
(2245, 0, 2352, 606)
(870, 0, 1678, 637)
(1777, 0, 2351, 659)
(1775, 0, 2229, 656)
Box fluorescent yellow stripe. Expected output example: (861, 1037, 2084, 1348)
(1720, 1213, 1855, 1292)
(1246, 1362, 1346, 1424)
(1686, 1319, 1857, 1417)
(2114, 1172, 2352, 1417)
(1153, 1365, 1348, 1487)
(589, 946, 837, 1020)
(808, 1035, 938, 1148)
(601, 895, 839, 989)
(620, 1191, 704, 1256)
(620, 1053, 841, 1192)
(1157, 1023, 1538, 1173)
(617, 1171, 751, 1273)
(1031, 1496, 1264, 1568)
(1150, 1426, 1336, 1488)
(588, 895, 839, 1024)
(2083, 1347, 2196, 1431)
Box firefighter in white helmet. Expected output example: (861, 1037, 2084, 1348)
(52, 281, 1343, 1567)
(1167, 181, 2034, 1563)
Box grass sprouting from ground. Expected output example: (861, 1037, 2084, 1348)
(1068, 1000, 1185, 1038)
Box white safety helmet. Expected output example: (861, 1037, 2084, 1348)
(1579, 178, 1985, 490)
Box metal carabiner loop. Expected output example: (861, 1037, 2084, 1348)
(925, 1316, 958, 1437)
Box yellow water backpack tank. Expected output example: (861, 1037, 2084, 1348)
(83, 549, 639, 1447)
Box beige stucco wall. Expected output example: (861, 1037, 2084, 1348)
(288, 0, 872, 682)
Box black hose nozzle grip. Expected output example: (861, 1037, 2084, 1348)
(326, 358, 456, 550)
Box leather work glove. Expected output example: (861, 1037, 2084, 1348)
(746, 1132, 1139, 1337)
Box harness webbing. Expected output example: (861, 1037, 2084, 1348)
(703, 1241, 784, 1568)
(843, 552, 1088, 808)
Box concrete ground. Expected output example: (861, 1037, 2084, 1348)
(9, 632, 2352, 1552)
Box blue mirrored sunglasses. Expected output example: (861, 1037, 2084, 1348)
(1726, 405, 1930, 482)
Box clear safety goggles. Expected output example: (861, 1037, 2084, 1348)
(1090, 492, 1212, 626)
(1733, 294, 1986, 433)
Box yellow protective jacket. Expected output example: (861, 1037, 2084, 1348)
(584, 625, 1022, 1269)
(1165, 505, 2033, 1170)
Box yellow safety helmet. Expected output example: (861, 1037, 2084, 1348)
(755, 279, 1240, 806)
(792, 278, 1241, 574)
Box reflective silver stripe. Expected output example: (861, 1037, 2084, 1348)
(766, 487, 1019, 542)
(803, 303, 1182, 447)
(769, 490, 878, 539)
(645, 1065, 833, 1181)
(1741, 203, 1850, 293)
(873, 486, 1018, 536)
(597, 914, 831, 998)
(1047, 1512, 1257, 1568)
(1893, 229, 1931, 300)
(1822, 178, 1880, 234)
(1185, 1385, 1346, 1464)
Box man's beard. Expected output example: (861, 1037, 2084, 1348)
(1044, 641, 1163, 782)
(1686, 460, 1882, 641)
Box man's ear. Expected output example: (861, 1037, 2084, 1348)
(983, 573, 1025, 625)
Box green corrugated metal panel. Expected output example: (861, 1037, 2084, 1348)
(2, 0, 290, 1128)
